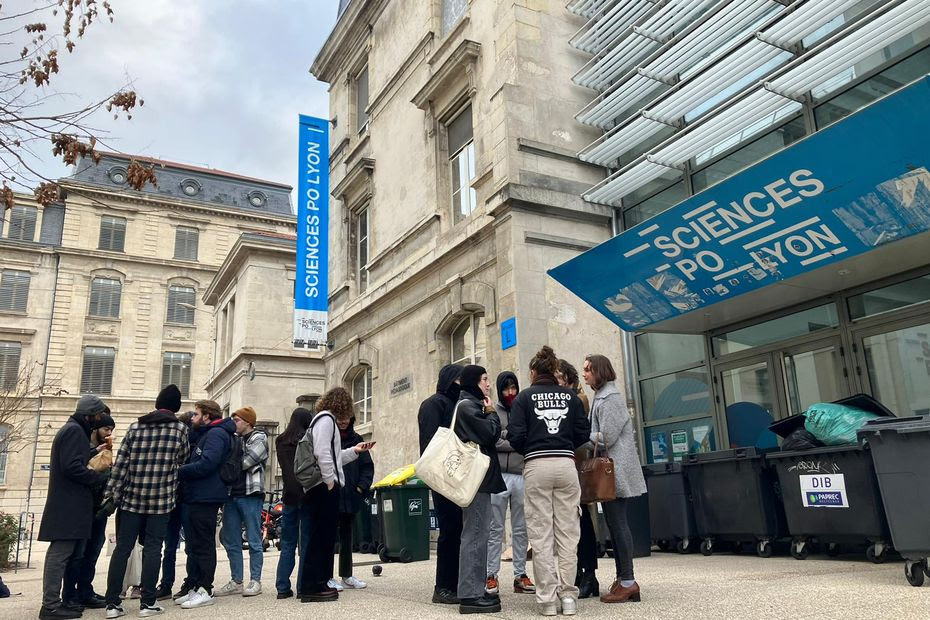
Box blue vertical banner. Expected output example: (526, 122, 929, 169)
(294, 115, 329, 349)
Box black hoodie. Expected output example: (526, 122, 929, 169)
(507, 374, 591, 462)
(417, 363, 463, 455)
(494, 371, 523, 474)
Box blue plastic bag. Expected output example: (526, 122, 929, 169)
(804, 402, 880, 446)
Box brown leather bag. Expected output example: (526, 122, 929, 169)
(577, 442, 617, 504)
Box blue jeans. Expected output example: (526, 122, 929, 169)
(275, 503, 311, 594)
(220, 495, 264, 583)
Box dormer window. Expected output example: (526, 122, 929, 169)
(247, 191, 267, 208)
(180, 179, 202, 197)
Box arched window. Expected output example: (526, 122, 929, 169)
(351, 365, 373, 426)
(451, 314, 485, 366)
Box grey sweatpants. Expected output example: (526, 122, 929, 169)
(488, 472, 528, 578)
(458, 492, 492, 600)
(43, 539, 80, 608)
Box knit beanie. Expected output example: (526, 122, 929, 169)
(234, 406, 257, 427)
(155, 384, 182, 413)
(460, 364, 488, 401)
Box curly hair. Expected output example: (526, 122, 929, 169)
(558, 359, 580, 390)
(529, 345, 560, 377)
(315, 386, 355, 421)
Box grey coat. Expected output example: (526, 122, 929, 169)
(590, 381, 646, 499)
(494, 401, 524, 475)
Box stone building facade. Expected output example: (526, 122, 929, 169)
(311, 0, 623, 476)
(0, 154, 310, 523)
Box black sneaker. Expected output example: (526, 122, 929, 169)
(79, 594, 107, 609)
(38, 606, 82, 620)
(276, 589, 294, 599)
(60, 601, 84, 613)
(459, 595, 502, 614)
(154, 584, 173, 601)
(432, 587, 460, 604)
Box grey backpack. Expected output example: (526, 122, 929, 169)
(294, 412, 336, 491)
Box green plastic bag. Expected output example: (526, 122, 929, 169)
(803, 402, 880, 446)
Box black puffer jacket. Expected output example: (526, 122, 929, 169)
(417, 364, 463, 455)
(338, 420, 375, 515)
(454, 392, 505, 495)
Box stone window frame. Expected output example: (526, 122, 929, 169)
(174, 225, 200, 261)
(334, 340, 380, 434)
(98, 214, 127, 252)
(5, 204, 39, 242)
(166, 278, 199, 326)
(0, 269, 31, 314)
(0, 341, 22, 392)
(449, 313, 486, 366)
(87, 270, 126, 320)
(80, 345, 116, 395)
(349, 364, 373, 426)
(429, 278, 497, 364)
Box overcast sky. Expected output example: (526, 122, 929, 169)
(23, 0, 339, 201)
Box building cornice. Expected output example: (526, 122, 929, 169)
(331, 157, 375, 202)
(203, 234, 296, 306)
(55, 246, 221, 273)
(310, 0, 389, 83)
(58, 179, 296, 226)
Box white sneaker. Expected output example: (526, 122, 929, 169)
(560, 597, 577, 616)
(243, 580, 262, 597)
(326, 579, 344, 592)
(539, 602, 557, 616)
(174, 591, 194, 606)
(342, 576, 367, 589)
(106, 606, 126, 619)
(138, 603, 165, 617)
(214, 580, 243, 597)
(180, 588, 215, 609)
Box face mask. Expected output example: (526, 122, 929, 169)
(502, 393, 517, 409)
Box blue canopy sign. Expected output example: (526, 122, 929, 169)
(294, 115, 330, 349)
(549, 76, 930, 332)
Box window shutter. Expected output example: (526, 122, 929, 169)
(356, 67, 369, 133)
(447, 104, 474, 155)
(162, 352, 192, 397)
(167, 286, 196, 324)
(0, 270, 30, 312)
(174, 227, 199, 260)
(99, 216, 127, 251)
(89, 278, 122, 318)
(7, 206, 38, 241)
(0, 341, 22, 390)
(80, 347, 115, 394)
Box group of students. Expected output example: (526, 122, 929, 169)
(418, 347, 646, 616)
(37, 384, 375, 620)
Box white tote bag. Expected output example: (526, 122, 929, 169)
(415, 401, 490, 508)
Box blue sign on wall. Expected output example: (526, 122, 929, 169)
(549, 76, 930, 333)
(501, 317, 517, 350)
(294, 115, 330, 349)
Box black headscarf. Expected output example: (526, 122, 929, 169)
(460, 364, 488, 401)
(436, 363, 464, 402)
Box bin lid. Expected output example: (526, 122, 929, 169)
(857, 415, 930, 438)
(684, 447, 763, 464)
(765, 443, 865, 460)
(769, 393, 895, 439)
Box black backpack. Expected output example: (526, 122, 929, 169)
(220, 435, 243, 485)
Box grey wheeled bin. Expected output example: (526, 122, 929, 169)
(644, 462, 697, 553)
(684, 447, 786, 557)
(858, 416, 930, 587)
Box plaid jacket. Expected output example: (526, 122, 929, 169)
(106, 409, 190, 514)
(240, 429, 269, 497)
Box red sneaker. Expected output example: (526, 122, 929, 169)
(514, 574, 536, 593)
(485, 575, 499, 595)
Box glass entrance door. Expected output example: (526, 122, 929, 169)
(781, 338, 851, 417)
(718, 356, 779, 450)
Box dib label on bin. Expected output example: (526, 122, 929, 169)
(799, 473, 848, 508)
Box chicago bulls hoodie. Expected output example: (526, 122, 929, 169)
(506, 374, 591, 462)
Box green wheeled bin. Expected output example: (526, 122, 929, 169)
(376, 477, 431, 563)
